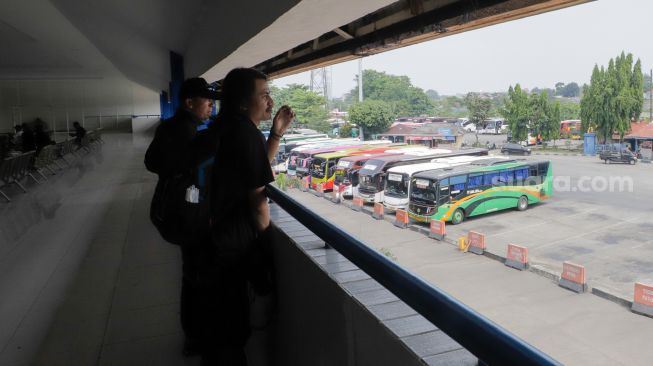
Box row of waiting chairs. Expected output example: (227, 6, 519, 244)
(0, 129, 104, 202)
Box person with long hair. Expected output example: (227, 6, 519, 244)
(200, 68, 293, 365)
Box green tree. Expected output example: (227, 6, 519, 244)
(555, 82, 565, 96)
(580, 52, 644, 143)
(463, 92, 492, 144)
(339, 123, 354, 138)
(544, 101, 562, 145)
(425, 89, 440, 100)
(558, 100, 581, 120)
(348, 99, 395, 139)
(347, 70, 433, 117)
(270, 83, 330, 133)
(432, 96, 467, 117)
(501, 84, 530, 143)
(529, 91, 550, 139)
(562, 82, 580, 98)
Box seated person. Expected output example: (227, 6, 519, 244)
(69, 122, 87, 149)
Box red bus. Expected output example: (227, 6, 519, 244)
(560, 120, 582, 139)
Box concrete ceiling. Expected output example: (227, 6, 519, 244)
(0, 0, 590, 93)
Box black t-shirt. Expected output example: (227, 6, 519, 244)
(144, 109, 201, 177)
(210, 115, 274, 230)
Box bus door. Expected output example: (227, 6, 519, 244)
(325, 159, 337, 188)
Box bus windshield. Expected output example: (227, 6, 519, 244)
(385, 173, 408, 198)
(310, 157, 327, 178)
(410, 178, 437, 205)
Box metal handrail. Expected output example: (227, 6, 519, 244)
(266, 184, 561, 366)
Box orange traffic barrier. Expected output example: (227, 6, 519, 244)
(351, 196, 364, 212)
(632, 282, 653, 317)
(505, 243, 529, 270)
(467, 231, 485, 254)
(394, 209, 409, 229)
(429, 219, 446, 240)
(559, 261, 587, 293)
(372, 203, 384, 220)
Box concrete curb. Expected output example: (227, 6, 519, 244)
(295, 188, 636, 311)
(591, 287, 633, 309)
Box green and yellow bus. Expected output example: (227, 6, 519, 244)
(408, 160, 552, 224)
(310, 145, 406, 190)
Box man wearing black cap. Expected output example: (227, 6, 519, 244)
(145, 77, 218, 176)
(145, 77, 219, 356)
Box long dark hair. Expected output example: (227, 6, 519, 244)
(217, 68, 268, 119)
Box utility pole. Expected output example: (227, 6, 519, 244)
(358, 58, 364, 140)
(649, 69, 652, 122)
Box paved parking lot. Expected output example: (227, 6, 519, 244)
(282, 179, 653, 365)
(442, 153, 653, 299)
(292, 152, 653, 300)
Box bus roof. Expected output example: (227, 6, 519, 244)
(299, 140, 393, 156)
(359, 148, 488, 175)
(298, 144, 364, 155)
(313, 144, 405, 160)
(412, 159, 545, 180)
(290, 139, 360, 152)
(386, 161, 453, 176)
(337, 151, 404, 164)
(387, 156, 508, 176)
(313, 149, 368, 160)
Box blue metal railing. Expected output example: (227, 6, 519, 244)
(266, 184, 561, 366)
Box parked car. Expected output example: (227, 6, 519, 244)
(463, 122, 476, 132)
(501, 143, 531, 155)
(599, 149, 637, 164)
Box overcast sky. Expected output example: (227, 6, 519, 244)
(273, 0, 652, 98)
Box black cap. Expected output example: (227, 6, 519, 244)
(179, 77, 220, 101)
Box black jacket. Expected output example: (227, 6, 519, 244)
(145, 109, 203, 177)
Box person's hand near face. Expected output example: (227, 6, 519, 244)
(273, 105, 295, 136)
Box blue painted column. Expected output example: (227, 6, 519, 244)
(160, 52, 184, 120)
(169, 52, 184, 113)
(159, 91, 173, 120)
(583, 132, 596, 155)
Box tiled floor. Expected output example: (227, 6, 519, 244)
(0, 133, 197, 366)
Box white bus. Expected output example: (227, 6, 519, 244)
(480, 119, 508, 134)
(383, 155, 509, 212)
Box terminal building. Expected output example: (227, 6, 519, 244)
(0, 1, 603, 365)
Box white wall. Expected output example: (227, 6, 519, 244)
(0, 77, 160, 133)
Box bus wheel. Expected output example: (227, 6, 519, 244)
(517, 196, 529, 211)
(451, 208, 465, 225)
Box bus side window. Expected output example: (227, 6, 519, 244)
(514, 168, 528, 185)
(538, 162, 549, 177)
(527, 165, 542, 185)
(449, 175, 467, 200)
(438, 178, 450, 205)
(498, 170, 514, 186)
(483, 172, 500, 187)
(468, 174, 483, 190)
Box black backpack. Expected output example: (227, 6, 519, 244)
(150, 125, 218, 246)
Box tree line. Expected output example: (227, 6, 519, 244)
(268, 67, 589, 138)
(580, 51, 644, 143)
